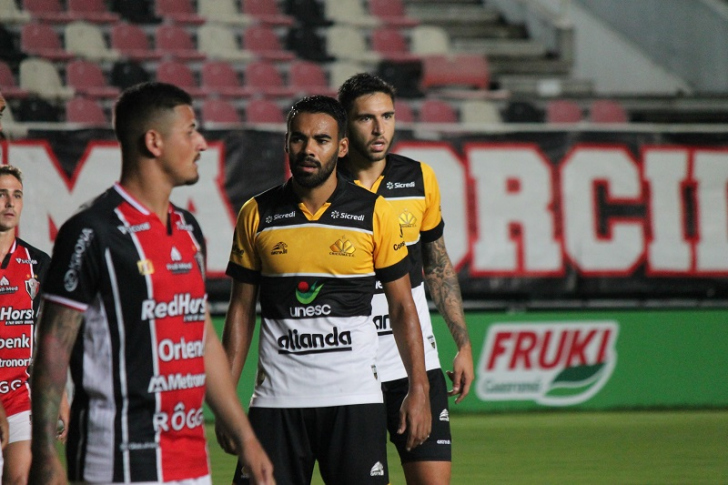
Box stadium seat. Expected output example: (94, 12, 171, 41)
(394, 99, 414, 123)
(66, 96, 108, 124)
(19, 58, 74, 100)
(285, 0, 330, 26)
(66, 59, 120, 99)
(288, 60, 337, 97)
(22, 0, 73, 23)
(369, 0, 418, 27)
(546, 99, 583, 123)
(285, 26, 333, 62)
(325, 25, 381, 64)
(15, 95, 59, 122)
(156, 60, 205, 97)
(460, 99, 502, 124)
(377, 59, 423, 99)
(111, 0, 160, 23)
(411, 25, 450, 55)
(198, 0, 253, 26)
(243, 60, 296, 98)
(110, 60, 151, 90)
(322, 0, 379, 27)
(200, 61, 251, 98)
(243, 0, 294, 26)
(65, 21, 121, 62)
(156, 25, 206, 62)
(0, 0, 31, 23)
(20, 23, 75, 62)
(111, 23, 163, 62)
(590, 99, 628, 123)
(68, 0, 121, 23)
(244, 25, 296, 62)
(420, 54, 489, 90)
(245, 98, 285, 123)
(418, 99, 458, 123)
(502, 101, 543, 122)
(155, 0, 205, 24)
(202, 98, 242, 125)
(0, 61, 30, 99)
(198, 23, 255, 62)
(328, 61, 365, 92)
(0, 25, 27, 69)
(371, 27, 420, 63)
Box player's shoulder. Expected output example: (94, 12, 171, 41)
(386, 153, 434, 179)
(15, 238, 50, 265)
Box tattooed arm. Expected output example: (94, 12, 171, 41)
(422, 235, 474, 404)
(28, 301, 83, 485)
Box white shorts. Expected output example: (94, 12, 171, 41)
(7, 411, 31, 444)
(71, 475, 212, 485)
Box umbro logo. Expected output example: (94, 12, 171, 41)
(439, 409, 450, 422)
(370, 461, 384, 477)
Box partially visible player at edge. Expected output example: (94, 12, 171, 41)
(0, 90, 69, 485)
(338, 73, 474, 485)
(27, 82, 274, 485)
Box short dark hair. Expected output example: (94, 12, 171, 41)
(338, 73, 396, 114)
(0, 165, 22, 185)
(113, 82, 193, 152)
(286, 95, 347, 139)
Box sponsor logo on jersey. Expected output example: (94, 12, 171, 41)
(158, 337, 204, 362)
(277, 327, 351, 354)
(0, 276, 18, 295)
(0, 335, 31, 349)
(15, 258, 38, 264)
(477, 321, 619, 406)
(427, 335, 436, 349)
(266, 210, 296, 224)
(370, 462, 385, 477)
(392, 240, 405, 251)
(167, 246, 193, 274)
(137, 259, 155, 276)
(0, 379, 23, 394)
(176, 221, 194, 232)
(295, 281, 323, 304)
(329, 236, 355, 256)
(153, 403, 204, 432)
(398, 209, 417, 228)
(0, 357, 32, 368)
(271, 241, 288, 255)
(386, 181, 415, 190)
(147, 373, 206, 393)
(373, 314, 390, 333)
(141, 293, 207, 322)
(1, 306, 34, 325)
(64, 228, 94, 292)
(330, 210, 365, 221)
(117, 222, 151, 234)
(25, 278, 39, 300)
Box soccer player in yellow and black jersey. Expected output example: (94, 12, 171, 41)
(338, 73, 474, 485)
(219, 95, 431, 484)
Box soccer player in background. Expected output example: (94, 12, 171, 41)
(338, 73, 474, 485)
(28, 82, 274, 485)
(217, 95, 431, 484)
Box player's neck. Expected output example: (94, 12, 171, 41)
(0, 229, 16, 260)
(344, 154, 387, 190)
(293, 172, 338, 215)
(119, 172, 173, 224)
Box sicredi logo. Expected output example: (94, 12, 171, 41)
(476, 321, 619, 406)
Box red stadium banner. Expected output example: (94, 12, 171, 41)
(3, 127, 728, 308)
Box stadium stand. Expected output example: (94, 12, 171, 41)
(502, 100, 543, 122)
(371, 27, 420, 63)
(22, 0, 74, 23)
(410, 25, 451, 56)
(418, 98, 458, 123)
(198, 23, 255, 62)
(288, 60, 338, 97)
(0, 60, 29, 99)
(201, 98, 242, 125)
(394, 99, 415, 123)
(65, 21, 121, 62)
(66, 59, 120, 99)
(111, 23, 163, 62)
(322, 0, 379, 27)
(110, 60, 151, 90)
(243, 0, 294, 27)
(156, 24, 206, 62)
(65, 96, 108, 124)
(19, 57, 74, 100)
(244, 25, 296, 62)
(155, 0, 205, 24)
(197, 0, 253, 26)
(460, 99, 502, 124)
(546, 99, 583, 123)
(590, 99, 629, 123)
(325, 25, 381, 64)
(245, 98, 285, 123)
(285, 26, 333, 62)
(242, 60, 296, 98)
(20, 23, 75, 62)
(111, 0, 160, 24)
(0, 0, 31, 24)
(420, 54, 489, 91)
(67, 0, 121, 23)
(200, 60, 251, 98)
(156, 60, 206, 97)
(328, 61, 366, 92)
(285, 0, 330, 26)
(15, 95, 59, 122)
(369, 0, 419, 28)
(0, 25, 27, 69)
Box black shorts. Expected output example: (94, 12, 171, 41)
(382, 368, 452, 464)
(233, 404, 389, 485)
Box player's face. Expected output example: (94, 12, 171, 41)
(159, 104, 207, 187)
(286, 112, 348, 189)
(347, 92, 395, 163)
(0, 174, 23, 233)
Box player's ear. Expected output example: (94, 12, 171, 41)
(144, 129, 163, 158)
(338, 136, 348, 158)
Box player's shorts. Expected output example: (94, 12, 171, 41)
(7, 411, 31, 444)
(233, 404, 389, 485)
(382, 368, 452, 464)
(70, 475, 211, 485)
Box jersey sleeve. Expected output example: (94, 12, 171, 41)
(420, 162, 445, 243)
(42, 213, 102, 312)
(226, 197, 262, 284)
(372, 196, 411, 283)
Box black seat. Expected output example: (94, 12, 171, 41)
(110, 60, 151, 90)
(15, 97, 59, 122)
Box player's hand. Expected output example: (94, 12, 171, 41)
(215, 420, 239, 455)
(28, 453, 68, 485)
(0, 403, 8, 450)
(397, 385, 431, 451)
(447, 344, 474, 404)
(57, 392, 71, 443)
(238, 436, 275, 485)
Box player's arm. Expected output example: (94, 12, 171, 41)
(29, 301, 84, 485)
(0, 401, 7, 450)
(204, 314, 274, 485)
(422, 235, 473, 404)
(383, 275, 432, 452)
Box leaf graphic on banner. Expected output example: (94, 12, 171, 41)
(544, 363, 605, 398)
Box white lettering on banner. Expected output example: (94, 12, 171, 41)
(476, 321, 619, 406)
(468, 146, 562, 274)
(694, 151, 728, 273)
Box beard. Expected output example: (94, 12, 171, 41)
(290, 153, 338, 188)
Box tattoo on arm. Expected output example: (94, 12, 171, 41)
(423, 237, 471, 348)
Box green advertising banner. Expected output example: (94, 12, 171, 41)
(211, 309, 728, 417)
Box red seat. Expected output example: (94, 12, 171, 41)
(67, 0, 120, 23)
(245, 98, 284, 123)
(200, 61, 251, 98)
(242, 0, 294, 26)
(111, 23, 163, 62)
(0, 61, 30, 99)
(156, 60, 205, 97)
(369, 0, 418, 27)
(288, 60, 337, 97)
(202, 98, 242, 124)
(22, 0, 74, 23)
(244, 61, 296, 98)
(371, 27, 420, 63)
(394, 99, 414, 123)
(66, 96, 108, 124)
(421, 54, 489, 90)
(20, 23, 75, 62)
(590, 99, 628, 123)
(155, 0, 205, 24)
(418, 99, 458, 123)
(244, 25, 295, 62)
(546, 99, 583, 123)
(66, 59, 120, 99)
(156, 25, 206, 62)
